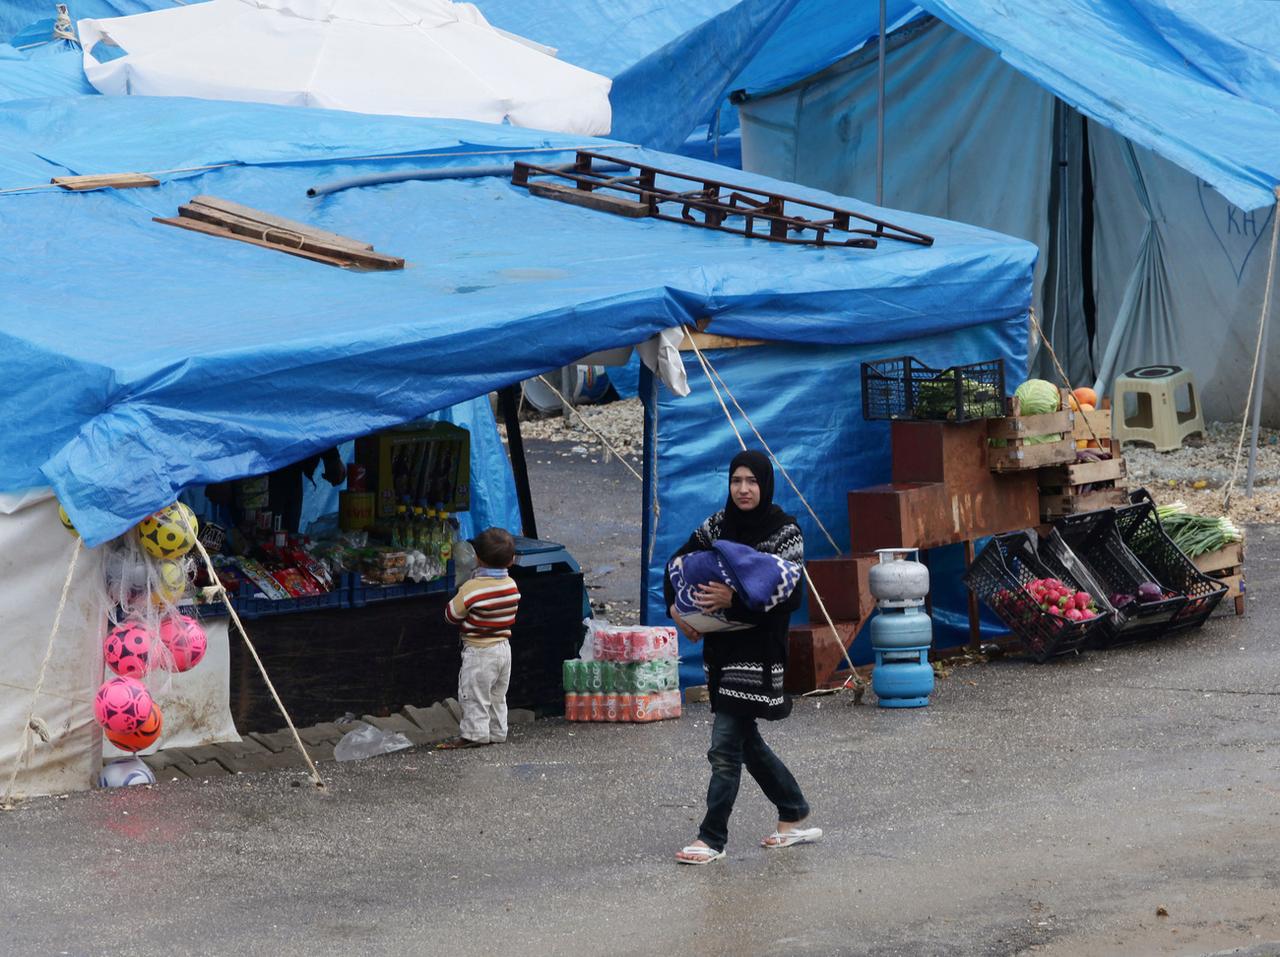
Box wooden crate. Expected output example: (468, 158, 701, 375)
(988, 389, 1076, 471)
(1193, 541, 1245, 616)
(1072, 398, 1113, 451)
(1037, 456, 1129, 519)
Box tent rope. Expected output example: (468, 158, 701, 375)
(1027, 306, 1102, 448)
(0, 145, 644, 197)
(534, 374, 643, 482)
(696, 351, 843, 555)
(1224, 187, 1280, 510)
(182, 517, 325, 789)
(2, 536, 82, 810)
(683, 331, 867, 698)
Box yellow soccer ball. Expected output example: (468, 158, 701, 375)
(150, 559, 191, 605)
(136, 503, 198, 560)
(57, 504, 78, 537)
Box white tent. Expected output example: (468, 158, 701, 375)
(78, 0, 613, 135)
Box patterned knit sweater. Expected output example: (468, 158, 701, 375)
(664, 511, 804, 720)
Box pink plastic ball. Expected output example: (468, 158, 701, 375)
(93, 676, 155, 735)
(103, 621, 155, 678)
(158, 615, 207, 673)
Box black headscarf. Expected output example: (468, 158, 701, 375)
(718, 449, 795, 546)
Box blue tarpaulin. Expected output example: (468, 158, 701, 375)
(472, 0, 923, 148)
(473, 0, 798, 150)
(0, 43, 95, 100)
(0, 96, 1035, 547)
(0, 0, 171, 43)
(911, 0, 1280, 212)
(4, 1, 1274, 211)
(476, 0, 1280, 209)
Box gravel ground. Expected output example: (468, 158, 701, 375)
(500, 396, 644, 460)
(1124, 421, 1280, 524)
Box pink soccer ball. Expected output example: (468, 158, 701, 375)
(158, 615, 207, 673)
(103, 621, 155, 678)
(93, 676, 155, 736)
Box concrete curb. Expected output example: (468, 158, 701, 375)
(140, 699, 526, 778)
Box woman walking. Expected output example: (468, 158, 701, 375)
(665, 449, 821, 864)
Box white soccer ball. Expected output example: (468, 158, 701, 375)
(97, 757, 156, 789)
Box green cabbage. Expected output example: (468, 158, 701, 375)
(1012, 378, 1064, 444)
(1013, 378, 1061, 414)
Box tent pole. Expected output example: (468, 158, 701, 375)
(1246, 193, 1280, 496)
(498, 385, 539, 539)
(1226, 191, 1279, 506)
(876, 0, 886, 206)
(1245, 333, 1268, 496)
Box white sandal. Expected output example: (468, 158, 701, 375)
(761, 826, 823, 849)
(676, 844, 725, 865)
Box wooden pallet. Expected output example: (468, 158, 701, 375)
(1037, 456, 1129, 519)
(1193, 541, 1246, 616)
(988, 389, 1076, 471)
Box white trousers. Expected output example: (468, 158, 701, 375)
(457, 640, 512, 744)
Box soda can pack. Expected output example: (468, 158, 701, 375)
(563, 622, 682, 723)
(563, 687, 682, 724)
(587, 623, 679, 663)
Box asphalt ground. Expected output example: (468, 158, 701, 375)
(2, 452, 1278, 956)
(522, 437, 644, 623)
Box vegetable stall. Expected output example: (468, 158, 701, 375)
(790, 356, 1245, 690)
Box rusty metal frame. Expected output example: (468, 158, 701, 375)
(511, 150, 934, 249)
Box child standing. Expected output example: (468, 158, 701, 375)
(438, 527, 520, 749)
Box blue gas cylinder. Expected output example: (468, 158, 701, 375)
(871, 647, 934, 708)
(868, 549, 935, 709)
(869, 606, 933, 648)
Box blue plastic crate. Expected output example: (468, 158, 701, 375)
(229, 573, 351, 620)
(349, 563, 454, 607)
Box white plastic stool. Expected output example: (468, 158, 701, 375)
(1111, 365, 1205, 452)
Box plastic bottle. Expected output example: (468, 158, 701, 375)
(424, 508, 441, 579)
(436, 503, 454, 565)
(411, 506, 425, 551)
(392, 504, 408, 548)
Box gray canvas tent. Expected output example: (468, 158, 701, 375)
(733, 4, 1280, 426)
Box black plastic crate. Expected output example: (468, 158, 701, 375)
(1114, 489, 1227, 633)
(861, 355, 1006, 422)
(963, 530, 1105, 662)
(349, 564, 454, 607)
(1051, 508, 1186, 643)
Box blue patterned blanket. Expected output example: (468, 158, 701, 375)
(668, 539, 802, 633)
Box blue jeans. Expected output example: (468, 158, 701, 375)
(698, 711, 809, 852)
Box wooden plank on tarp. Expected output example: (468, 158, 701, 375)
(527, 181, 652, 217)
(153, 216, 355, 268)
(188, 195, 374, 251)
(52, 172, 159, 191)
(175, 203, 404, 270)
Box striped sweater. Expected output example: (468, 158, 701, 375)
(445, 572, 521, 646)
